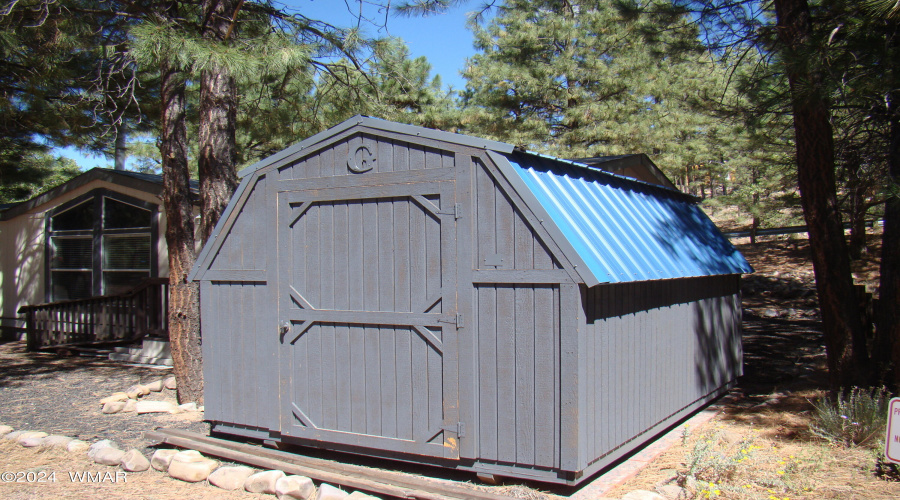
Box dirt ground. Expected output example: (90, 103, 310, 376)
(1, 237, 899, 499)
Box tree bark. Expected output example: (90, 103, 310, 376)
(114, 121, 127, 171)
(198, 0, 240, 244)
(774, 0, 870, 389)
(160, 47, 202, 404)
(844, 148, 867, 260)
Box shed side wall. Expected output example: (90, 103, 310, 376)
(579, 275, 742, 469)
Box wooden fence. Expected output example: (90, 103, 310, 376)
(19, 278, 168, 351)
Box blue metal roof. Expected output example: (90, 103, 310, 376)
(502, 151, 752, 284)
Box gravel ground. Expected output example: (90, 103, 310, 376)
(0, 341, 208, 452)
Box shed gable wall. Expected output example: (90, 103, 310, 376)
(208, 176, 268, 272)
(275, 133, 455, 181)
(473, 159, 559, 272)
(579, 275, 742, 469)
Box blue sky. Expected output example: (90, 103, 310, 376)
(59, 1, 479, 170)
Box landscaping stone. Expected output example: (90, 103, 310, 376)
(144, 379, 164, 392)
(346, 492, 379, 499)
(150, 449, 180, 471)
(88, 439, 117, 460)
(102, 401, 127, 414)
(657, 485, 689, 500)
(316, 483, 349, 500)
(122, 399, 137, 412)
(120, 449, 151, 472)
(135, 400, 179, 414)
(275, 474, 316, 500)
(3, 430, 25, 440)
(622, 490, 667, 500)
(244, 469, 286, 494)
(66, 440, 89, 453)
(0, 425, 13, 435)
(208, 465, 256, 490)
(177, 402, 198, 412)
(100, 392, 129, 405)
(93, 447, 126, 466)
(19, 436, 45, 447)
(15, 431, 47, 444)
(163, 376, 177, 390)
(167, 450, 219, 482)
(41, 435, 74, 449)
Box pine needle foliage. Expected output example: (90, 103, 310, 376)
(459, 0, 749, 184)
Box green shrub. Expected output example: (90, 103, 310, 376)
(809, 386, 891, 448)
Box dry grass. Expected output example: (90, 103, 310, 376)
(605, 407, 900, 500)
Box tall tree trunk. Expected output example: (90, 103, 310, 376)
(774, 0, 870, 389)
(876, 21, 900, 388)
(160, 51, 202, 403)
(845, 148, 867, 260)
(114, 121, 127, 171)
(198, 0, 240, 244)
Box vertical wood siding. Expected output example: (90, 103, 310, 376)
(474, 284, 560, 469)
(277, 179, 453, 456)
(209, 176, 267, 271)
(473, 160, 558, 271)
(286, 197, 443, 314)
(202, 281, 273, 430)
(276, 134, 454, 181)
(285, 323, 444, 441)
(579, 275, 741, 468)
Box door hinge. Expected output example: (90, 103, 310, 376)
(438, 203, 462, 220)
(437, 313, 463, 329)
(443, 421, 466, 438)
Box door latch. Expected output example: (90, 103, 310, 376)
(278, 321, 291, 341)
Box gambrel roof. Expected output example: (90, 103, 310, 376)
(193, 116, 751, 285)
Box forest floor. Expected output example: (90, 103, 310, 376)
(1, 237, 898, 499)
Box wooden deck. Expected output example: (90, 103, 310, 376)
(18, 278, 168, 351)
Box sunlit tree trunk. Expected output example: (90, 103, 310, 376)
(159, 1, 202, 404)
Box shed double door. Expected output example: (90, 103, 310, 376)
(274, 179, 459, 459)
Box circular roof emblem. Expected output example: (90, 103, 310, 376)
(347, 145, 375, 173)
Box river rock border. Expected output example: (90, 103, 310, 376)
(99, 376, 204, 415)
(1, 424, 377, 499)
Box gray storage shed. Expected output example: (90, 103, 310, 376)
(189, 116, 752, 485)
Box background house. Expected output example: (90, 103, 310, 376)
(0, 168, 196, 343)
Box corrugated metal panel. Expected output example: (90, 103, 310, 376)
(504, 152, 752, 284)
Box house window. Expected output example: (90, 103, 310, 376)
(47, 190, 158, 302)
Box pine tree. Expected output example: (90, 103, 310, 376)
(459, 0, 731, 180)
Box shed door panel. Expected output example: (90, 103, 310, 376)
(275, 180, 458, 459)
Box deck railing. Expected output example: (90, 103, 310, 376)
(19, 278, 169, 351)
